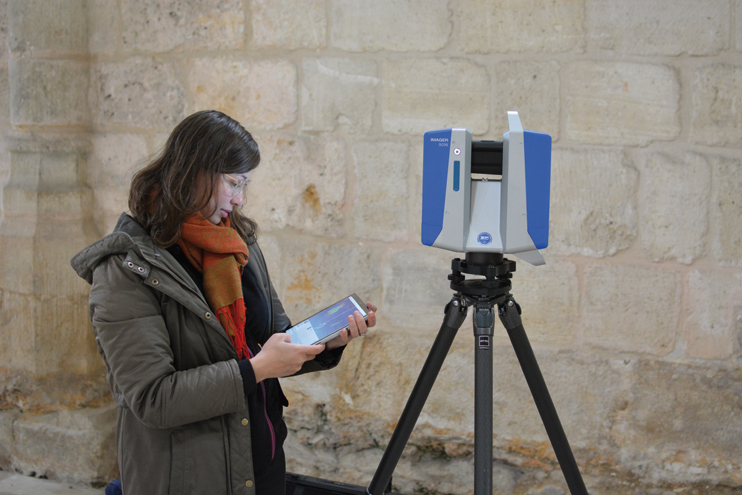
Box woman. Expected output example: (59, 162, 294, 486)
(71, 110, 376, 495)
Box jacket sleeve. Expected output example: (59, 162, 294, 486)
(89, 255, 246, 429)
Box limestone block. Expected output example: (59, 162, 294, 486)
(248, 134, 347, 236)
(0, 292, 35, 371)
(492, 61, 561, 141)
(583, 264, 679, 355)
(691, 64, 742, 147)
(382, 248, 463, 334)
(682, 270, 742, 360)
(549, 149, 638, 257)
(33, 295, 98, 376)
(588, 0, 728, 56)
(739, 1, 742, 52)
(94, 57, 186, 129)
(87, 0, 120, 56)
(189, 57, 296, 130)
(121, 0, 244, 53)
(12, 404, 117, 483)
(301, 58, 378, 133)
(8, 0, 87, 53)
(0, 232, 34, 295)
(711, 155, 742, 266)
(0, 0, 7, 58)
(564, 62, 680, 146)
(351, 140, 409, 242)
(616, 360, 742, 484)
(9, 58, 89, 126)
(638, 152, 710, 264)
(329, 0, 451, 52)
(0, 62, 9, 125)
(0, 409, 20, 470)
(382, 58, 490, 135)
(488, 350, 624, 453)
(507, 257, 578, 346)
(251, 0, 326, 49)
(459, 0, 586, 54)
(88, 133, 146, 234)
(276, 240, 382, 323)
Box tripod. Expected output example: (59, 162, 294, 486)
(366, 253, 588, 495)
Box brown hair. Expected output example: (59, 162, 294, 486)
(129, 110, 260, 246)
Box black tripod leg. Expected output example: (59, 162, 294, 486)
(473, 303, 495, 495)
(497, 296, 589, 495)
(367, 296, 469, 495)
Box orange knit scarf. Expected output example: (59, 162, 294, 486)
(176, 214, 250, 360)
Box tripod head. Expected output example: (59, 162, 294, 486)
(449, 252, 516, 300)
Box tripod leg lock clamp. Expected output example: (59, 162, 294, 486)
(497, 297, 523, 329)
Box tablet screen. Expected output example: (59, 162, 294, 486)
(286, 294, 368, 345)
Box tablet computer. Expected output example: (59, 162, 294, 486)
(286, 293, 369, 345)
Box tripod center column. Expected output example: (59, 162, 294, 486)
(473, 302, 495, 495)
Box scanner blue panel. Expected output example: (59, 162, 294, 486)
(523, 130, 551, 249)
(421, 129, 452, 246)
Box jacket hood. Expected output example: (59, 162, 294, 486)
(71, 213, 156, 284)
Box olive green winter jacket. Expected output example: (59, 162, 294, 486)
(71, 213, 339, 495)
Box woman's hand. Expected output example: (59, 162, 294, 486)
(326, 302, 378, 350)
(250, 333, 326, 383)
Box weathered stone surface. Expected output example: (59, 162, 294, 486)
(8, 0, 87, 54)
(638, 152, 710, 264)
(583, 264, 679, 355)
(275, 240, 382, 322)
(301, 58, 378, 133)
(329, 0, 451, 52)
(382, 58, 490, 135)
(549, 149, 638, 257)
(248, 134, 347, 236)
(711, 154, 742, 266)
(682, 270, 742, 360)
(459, 0, 585, 54)
(351, 139, 409, 242)
(0, 472, 101, 495)
(616, 360, 742, 484)
(382, 248, 463, 334)
(12, 404, 117, 483)
(508, 257, 579, 345)
(251, 0, 326, 49)
(190, 57, 296, 130)
(87, 133, 147, 235)
(739, 0, 742, 52)
(0, 0, 7, 59)
(564, 62, 680, 146)
(93, 57, 186, 129)
(0, 292, 35, 372)
(0, 62, 9, 125)
(121, 0, 244, 53)
(492, 61, 561, 141)
(0, 409, 20, 470)
(9, 59, 90, 126)
(587, 0, 728, 55)
(87, 0, 120, 56)
(691, 64, 742, 147)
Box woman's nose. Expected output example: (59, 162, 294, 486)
(231, 190, 244, 207)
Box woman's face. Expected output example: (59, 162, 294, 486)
(201, 170, 254, 225)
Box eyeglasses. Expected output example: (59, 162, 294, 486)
(223, 174, 251, 197)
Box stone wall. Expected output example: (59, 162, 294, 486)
(0, 0, 740, 493)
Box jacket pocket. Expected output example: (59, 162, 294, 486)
(169, 428, 190, 495)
